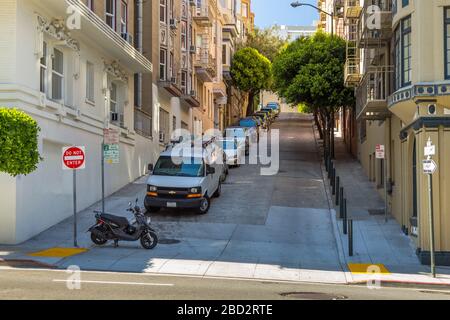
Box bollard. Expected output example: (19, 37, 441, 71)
(343, 198, 348, 235)
(330, 168, 336, 190)
(339, 187, 344, 218)
(328, 160, 333, 179)
(325, 154, 329, 172)
(348, 219, 354, 256)
(335, 176, 340, 205)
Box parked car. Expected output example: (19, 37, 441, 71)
(266, 102, 281, 115)
(217, 138, 245, 167)
(225, 126, 257, 155)
(253, 112, 270, 127)
(145, 137, 224, 215)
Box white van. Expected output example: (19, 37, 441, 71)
(145, 137, 224, 215)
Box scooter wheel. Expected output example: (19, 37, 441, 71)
(140, 231, 158, 250)
(90, 232, 107, 245)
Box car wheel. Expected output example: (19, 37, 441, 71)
(197, 196, 211, 215)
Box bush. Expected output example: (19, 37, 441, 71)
(0, 108, 41, 176)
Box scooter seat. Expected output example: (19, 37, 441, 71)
(100, 214, 129, 228)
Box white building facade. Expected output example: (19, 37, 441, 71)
(0, 0, 159, 244)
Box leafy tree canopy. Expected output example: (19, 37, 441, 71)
(0, 108, 41, 176)
(272, 31, 355, 113)
(239, 26, 288, 62)
(231, 47, 272, 94)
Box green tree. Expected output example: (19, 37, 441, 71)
(272, 32, 355, 157)
(239, 26, 288, 62)
(0, 108, 41, 176)
(231, 47, 272, 116)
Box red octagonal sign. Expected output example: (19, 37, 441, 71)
(62, 146, 86, 170)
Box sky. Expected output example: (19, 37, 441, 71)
(252, 0, 319, 29)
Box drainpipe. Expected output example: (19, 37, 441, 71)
(136, 0, 143, 108)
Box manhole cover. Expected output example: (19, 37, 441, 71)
(280, 292, 348, 300)
(159, 239, 181, 245)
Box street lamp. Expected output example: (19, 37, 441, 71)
(290, 1, 334, 37)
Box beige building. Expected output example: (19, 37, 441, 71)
(341, 0, 450, 265)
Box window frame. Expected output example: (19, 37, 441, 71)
(105, 0, 117, 31)
(394, 15, 412, 90)
(51, 48, 65, 102)
(401, 16, 412, 86)
(444, 7, 450, 79)
(40, 41, 48, 94)
(86, 61, 95, 104)
(160, 0, 167, 24)
(120, 0, 128, 35)
(160, 48, 167, 81)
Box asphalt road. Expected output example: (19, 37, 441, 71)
(1, 268, 450, 300)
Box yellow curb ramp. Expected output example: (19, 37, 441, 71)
(29, 247, 88, 258)
(348, 263, 391, 274)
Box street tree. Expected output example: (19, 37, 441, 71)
(0, 108, 41, 176)
(272, 32, 355, 157)
(238, 26, 288, 62)
(231, 47, 272, 116)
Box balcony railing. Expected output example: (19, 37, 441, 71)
(195, 49, 217, 81)
(355, 66, 393, 120)
(134, 108, 152, 138)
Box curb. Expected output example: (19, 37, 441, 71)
(349, 279, 450, 290)
(0, 258, 57, 269)
(311, 122, 353, 285)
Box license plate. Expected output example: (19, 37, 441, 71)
(167, 202, 177, 208)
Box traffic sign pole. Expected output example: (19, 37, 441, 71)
(424, 137, 437, 278)
(73, 169, 78, 247)
(102, 141, 105, 214)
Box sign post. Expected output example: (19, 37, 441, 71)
(376, 144, 388, 223)
(102, 129, 120, 214)
(423, 137, 437, 278)
(62, 146, 86, 247)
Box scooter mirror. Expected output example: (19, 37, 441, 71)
(128, 201, 132, 207)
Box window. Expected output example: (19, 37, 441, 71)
(160, 0, 167, 23)
(52, 48, 64, 101)
(106, 0, 116, 30)
(40, 41, 47, 93)
(402, 16, 412, 85)
(402, 0, 409, 7)
(86, 62, 95, 103)
(181, 21, 187, 51)
(87, 0, 94, 10)
(120, 0, 127, 34)
(445, 8, 450, 79)
(110, 83, 117, 113)
(172, 115, 177, 132)
(169, 51, 174, 80)
(242, 3, 248, 17)
(394, 15, 411, 89)
(159, 108, 170, 143)
(160, 49, 167, 81)
(181, 71, 187, 94)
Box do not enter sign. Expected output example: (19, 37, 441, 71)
(62, 146, 86, 170)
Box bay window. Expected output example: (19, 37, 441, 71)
(120, 0, 128, 34)
(394, 15, 411, 90)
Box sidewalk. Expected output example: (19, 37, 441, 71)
(324, 133, 450, 286)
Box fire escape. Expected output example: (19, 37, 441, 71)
(355, 0, 393, 120)
(344, 0, 363, 87)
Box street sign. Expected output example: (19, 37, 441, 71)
(423, 159, 437, 175)
(425, 138, 436, 157)
(103, 144, 120, 164)
(103, 128, 120, 145)
(62, 146, 86, 170)
(376, 144, 385, 159)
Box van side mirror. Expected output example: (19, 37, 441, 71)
(148, 164, 154, 172)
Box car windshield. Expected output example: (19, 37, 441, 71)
(153, 156, 204, 177)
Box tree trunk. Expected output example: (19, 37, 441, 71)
(314, 110, 324, 140)
(246, 91, 256, 117)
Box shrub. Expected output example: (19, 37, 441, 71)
(0, 108, 41, 176)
